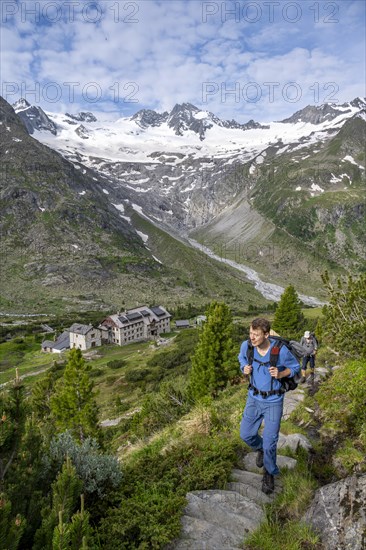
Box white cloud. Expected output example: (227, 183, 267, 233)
(1, 0, 364, 122)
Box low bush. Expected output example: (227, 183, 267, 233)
(98, 433, 239, 548)
(107, 359, 127, 370)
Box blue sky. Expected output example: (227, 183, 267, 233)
(1, 0, 365, 122)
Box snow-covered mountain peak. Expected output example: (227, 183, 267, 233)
(65, 111, 97, 123)
(12, 98, 57, 135)
(12, 98, 31, 112)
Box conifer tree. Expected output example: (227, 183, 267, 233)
(0, 494, 25, 550)
(321, 272, 366, 359)
(188, 302, 237, 400)
(50, 349, 99, 443)
(33, 457, 83, 550)
(272, 284, 305, 338)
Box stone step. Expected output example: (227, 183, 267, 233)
(188, 489, 263, 521)
(231, 469, 283, 494)
(166, 541, 242, 550)
(243, 452, 297, 473)
(226, 481, 274, 505)
(183, 492, 260, 536)
(176, 515, 246, 548)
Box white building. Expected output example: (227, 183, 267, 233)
(69, 324, 102, 351)
(100, 305, 171, 346)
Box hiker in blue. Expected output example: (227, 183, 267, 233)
(238, 318, 300, 495)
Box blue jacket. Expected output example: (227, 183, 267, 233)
(238, 339, 301, 402)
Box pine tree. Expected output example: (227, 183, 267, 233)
(188, 302, 237, 400)
(272, 285, 305, 338)
(50, 349, 99, 443)
(0, 493, 25, 550)
(321, 271, 366, 359)
(33, 457, 83, 550)
(0, 371, 26, 487)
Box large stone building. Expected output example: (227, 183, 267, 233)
(100, 305, 171, 346)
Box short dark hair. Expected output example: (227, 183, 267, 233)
(251, 317, 271, 334)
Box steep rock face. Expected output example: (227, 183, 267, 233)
(280, 99, 366, 125)
(12, 99, 57, 135)
(0, 96, 155, 310)
(130, 103, 269, 139)
(131, 108, 169, 128)
(303, 474, 366, 550)
(65, 111, 97, 123)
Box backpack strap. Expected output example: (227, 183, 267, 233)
(246, 339, 254, 365)
(269, 339, 283, 391)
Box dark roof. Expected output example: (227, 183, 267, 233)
(175, 320, 190, 327)
(118, 315, 129, 324)
(151, 306, 167, 317)
(140, 309, 150, 317)
(126, 312, 143, 321)
(42, 331, 70, 351)
(42, 340, 55, 348)
(69, 323, 93, 335)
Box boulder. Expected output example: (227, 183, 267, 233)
(277, 433, 312, 452)
(303, 474, 366, 550)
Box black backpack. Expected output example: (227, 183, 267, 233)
(246, 336, 305, 392)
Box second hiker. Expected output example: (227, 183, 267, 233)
(299, 330, 318, 383)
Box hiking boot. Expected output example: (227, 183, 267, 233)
(300, 376, 306, 384)
(256, 449, 264, 468)
(262, 469, 274, 495)
(308, 372, 315, 384)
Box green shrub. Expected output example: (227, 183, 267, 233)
(125, 369, 151, 382)
(316, 360, 366, 435)
(98, 434, 239, 548)
(89, 368, 103, 378)
(107, 359, 127, 370)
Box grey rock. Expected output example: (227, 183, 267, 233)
(189, 489, 263, 521)
(177, 515, 245, 547)
(277, 433, 312, 452)
(231, 469, 283, 493)
(184, 492, 259, 535)
(226, 481, 273, 506)
(303, 474, 366, 550)
(243, 452, 297, 473)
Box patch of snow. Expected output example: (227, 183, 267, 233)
(6, 126, 11, 131)
(72, 244, 79, 249)
(112, 203, 125, 213)
(296, 186, 302, 191)
(193, 111, 208, 120)
(120, 215, 131, 222)
(74, 165, 81, 170)
(102, 189, 109, 194)
(342, 155, 364, 169)
(12, 137, 22, 142)
(153, 255, 162, 264)
(39, 207, 45, 212)
(78, 191, 86, 195)
(249, 164, 256, 175)
(136, 230, 148, 243)
(124, 184, 152, 193)
(310, 183, 324, 193)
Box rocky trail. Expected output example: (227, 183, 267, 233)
(166, 368, 329, 550)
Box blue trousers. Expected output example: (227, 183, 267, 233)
(240, 393, 283, 475)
